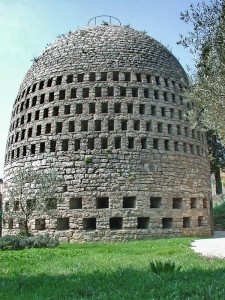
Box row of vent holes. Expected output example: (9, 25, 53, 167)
(4, 197, 207, 212)
(7, 138, 205, 161)
(14, 87, 185, 116)
(11, 103, 186, 132)
(17, 72, 184, 102)
(5, 215, 205, 231)
(68, 196, 208, 210)
(11, 120, 202, 143)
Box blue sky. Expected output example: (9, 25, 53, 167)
(0, 0, 208, 178)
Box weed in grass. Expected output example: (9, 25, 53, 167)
(149, 260, 181, 275)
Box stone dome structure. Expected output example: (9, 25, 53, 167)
(3, 24, 212, 242)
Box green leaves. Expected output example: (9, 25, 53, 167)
(149, 260, 181, 275)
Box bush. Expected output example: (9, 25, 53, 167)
(0, 235, 23, 250)
(213, 201, 225, 230)
(149, 260, 181, 275)
(0, 234, 59, 251)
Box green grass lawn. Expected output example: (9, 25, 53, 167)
(1, 237, 225, 300)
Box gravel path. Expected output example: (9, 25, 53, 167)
(191, 231, 225, 259)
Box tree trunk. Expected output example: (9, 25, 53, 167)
(24, 217, 30, 236)
(215, 168, 223, 194)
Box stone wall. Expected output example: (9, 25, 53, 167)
(3, 25, 212, 242)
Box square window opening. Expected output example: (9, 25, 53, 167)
(127, 103, 133, 113)
(114, 103, 121, 113)
(53, 106, 59, 116)
(71, 88, 76, 99)
(146, 121, 152, 131)
(139, 104, 145, 115)
(101, 137, 108, 149)
(183, 217, 190, 228)
(47, 78, 53, 87)
(70, 197, 82, 209)
(141, 137, 147, 149)
(136, 73, 141, 82)
(57, 218, 69, 230)
(108, 87, 114, 96)
(83, 218, 96, 230)
(153, 139, 159, 150)
(121, 120, 127, 130)
(76, 103, 83, 114)
(134, 120, 140, 131)
(35, 219, 46, 230)
(101, 102, 108, 113)
(137, 217, 149, 229)
(108, 120, 114, 131)
(95, 87, 102, 97)
(154, 90, 159, 100)
(64, 105, 70, 114)
(50, 140, 56, 152)
(59, 90, 65, 100)
(40, 142, 45, 153)
(62, 140, 68, 151)
(144, 89, 149, 98)
(75, 139, 80, 151)
(198, 216, 204, 226)
(56, 76, 62, 85)
(124, 72, 130, 81)
(128, 137, 134, 149)
(120, 87, 126, 97)
(190, 198, 197, 208)
(132, 87, 138, 97)
(146, 74, 151, 83)
(123, 196, 136, 208)
(89, 103, 95, 114)
(95, 120, 101, 131)
(115, 137, 121, 149)
(173, 198, 182, 209)
(96, 197, 109, 209)
(150, 197, 161, 208)
(110, 217, 123, 230)
(88, 138, 94, 150)
(100, 72, 107, 81)
(89, 72, 95, 81)
(162, 218, 172, 229)
(77, 73, 84, 82)
(45, 123, 51, 134)
(113, 71, 119, 81)
(49, 92, 54, 102)
(81, 120, 88, 131)
(83, 88, 89, 98)
(67, 74, 73, 83)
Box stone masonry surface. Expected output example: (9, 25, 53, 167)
(3, 25, 212, 242)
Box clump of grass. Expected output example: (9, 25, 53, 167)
(149, 260, 181, 275)
(83, 156, 93, 166)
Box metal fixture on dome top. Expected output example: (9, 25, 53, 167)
(88, 15, 121, 26)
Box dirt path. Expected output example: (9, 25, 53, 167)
(191, 231, 225, 259)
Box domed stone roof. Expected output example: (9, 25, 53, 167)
(21, 25, 186, 90)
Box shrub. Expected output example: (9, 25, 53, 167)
(0, 235, 23, 250)
(213, 201, 225, 230)
(0, 234, 59, 251)
(149, 260, 181, 275)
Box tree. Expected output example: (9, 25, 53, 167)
(4, 168, 64, 236)
(178, 0, 225, 140)
(207, 130, 225, 194)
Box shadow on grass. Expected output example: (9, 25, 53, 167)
(1, 266, 225, 300)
